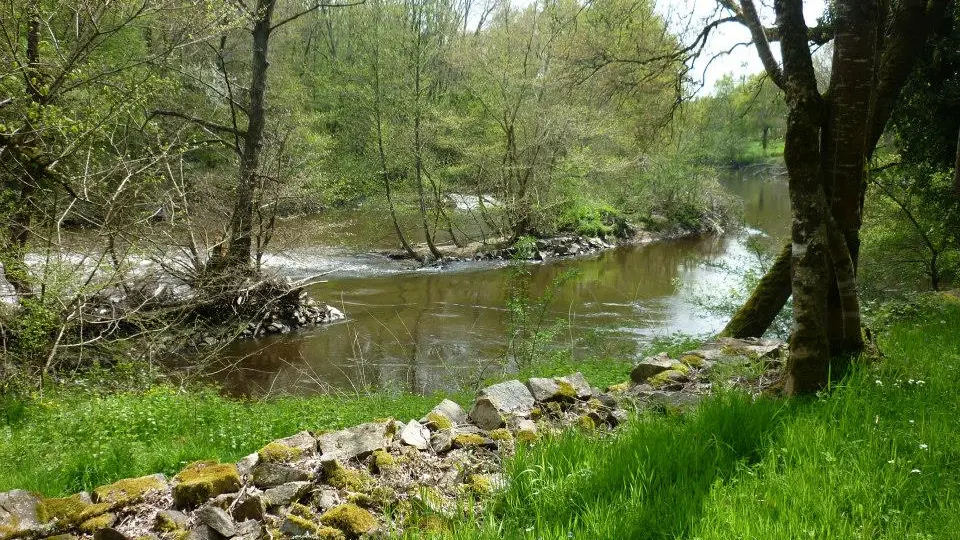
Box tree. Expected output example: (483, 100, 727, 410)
(714, 0, 952, 394)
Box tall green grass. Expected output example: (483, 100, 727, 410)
(451, 294, 960, 539)
(0, 387, 450, 497)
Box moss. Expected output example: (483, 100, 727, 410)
(154, 513, 183, 533)
(171, 461, 241, 509)
(576, 415, 596, 431)
(319, 504, 377, 538)
(94, 475, 166, 506)
(417, 515, 448, 533)
(529, 407, 543, 420)
(516, 429, 539, 444)
(257, 442, 302, 464)
(556, 380, 577, 399)
(679, 354, 705, 368)
(346, 493, 374, 508)
(425, 411, 452, 430)
(322, 461, 370, 491)
(488, 428, 513, 442)
(648, 369, 686, 388)
(467, 474, 493, 496)
(284, 513, 319, 534)
(78, 513, 115, 533)
(370, 449, 396, 473)
(368, 486, 396, 507)
(607, 382, 630, 393)
(289, 502, 317, 520)
(38, 495, 112, 526)
(316, 526, 347, 540)
(172, 529, 190, 540)
(587, 398, 604, 410)
(452, 433, 486, 448)
(545, 402, 563, 414)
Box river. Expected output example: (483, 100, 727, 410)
(211, 165, 790, 397)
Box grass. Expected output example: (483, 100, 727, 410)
(0, 387, 453, 497)
(446, 293, 960, 539)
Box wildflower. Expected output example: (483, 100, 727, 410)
(887, 460, 895, 464)
(920, 444, 928, 450)
(909, 419, 915, 424)
(910, 469, 921, 474)
(875, 379, 883, 386)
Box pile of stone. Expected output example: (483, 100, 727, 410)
(619, 337, 787, 410)
(0, 373, 627, 540)
(475, 235, 618, 262)
(238, 296, 344, 339)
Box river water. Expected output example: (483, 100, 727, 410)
(212, 166, 790, 397)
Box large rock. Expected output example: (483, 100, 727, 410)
(172, 462, 241, 510)
(0, 490, 42, 537)
(686, 337, 785, 362)
(251, 463, 310, 489)
(422, 399, 468, 429)
(319, 504, 376, 538)
(527, 372, 592, 402)
(468, 380, 535, 430)
(399, 420, 430, 451)
(93, 474, 167, 506)
(275, 431, 317, 456)
(630, 353, 675, 383)
(317, 422, 392, 462)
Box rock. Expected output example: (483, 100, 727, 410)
(277, 431, 316, 455)
(527, 372, 592, 402)
(319, 504, 376, 539)
(315, 489, 339, 512)
(280, 515, 317, 537)
(422, 399, 468, 428)
(631, 389, 702, 410)
(0, 489, 42, 536)
(92, 474, 167, 506)
(607, 409, 629, 427)
(155, 509, 189, 533)
(198, 506, 235, 538)
(686, 338, 785, 363)
(231, 494, 266, 522)
(235, 453, 259, 479)
(468, 380, 535, 430)
(232, 520, 263, 540)
(399, 420, 430, 450)
(172, 461, 241, 510)
(186, 524, 221, 540)
(630, 354, 675, 383)
(251, 463, 310, 489)
(317, 422, 392, 462)
(263, 482, 312, 507)
(430, 429, 454, 453)
(92, 528, 129, 540)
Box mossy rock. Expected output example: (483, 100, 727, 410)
(321, 461, 371, 491)
(488, 428, 513, 442)
(367, 486, 396, 508)
(556, 380, 577, 399)
(289, 502, 317, 520)
(316, 526, 347, 540)
(38, 494, 112, 526)
(346, 493, 374, 509)
(171, 461, 241, 509)
(257, 442, 302, 464)
(679, 354, 705, 368)
(467, 474, 492, 496)
(154, 511, 187, 533)
(369, 450, 396, 473)
(576, 415, 596, 431)
(516, 429, 538, 444)
(281, 514, 319, 536)
(78, 513, 115, 533)
(648, 369, 687, 388)
(425, 412, 452, 430)
(529, 407, 543, 420)
(319, 504, 376, 539)
(606, 382, 630, 393)
(452, 433, 486, 448)
(93, 474, 167, 506)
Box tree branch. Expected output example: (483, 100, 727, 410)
(150, 110, 246, 138)
(269, 0, 365, 32)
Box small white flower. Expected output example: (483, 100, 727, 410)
(875, 379, 883, 386)
(917, 380, 926, 386)
(887, 460, 895, 464)
(909, 419, 915, 424)
(920, 444, 928, 450)
(910, 469, 921, 474)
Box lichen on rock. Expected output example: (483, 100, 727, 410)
(257, 442, 302, 464)
(38, 494, 111, 527)
(93, 474, 167, 506)
(321, 461, 370, 491)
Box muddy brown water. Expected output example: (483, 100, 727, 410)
(211, 166, 790, 397)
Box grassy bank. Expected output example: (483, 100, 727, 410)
(449, 294, 960, 539)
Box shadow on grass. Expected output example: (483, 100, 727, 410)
(456, 392, 794, 539)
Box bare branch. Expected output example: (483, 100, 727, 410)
(150, 109, 247, 138)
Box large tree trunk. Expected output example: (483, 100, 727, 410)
(224, 0, 276, 274)
(954, 124, 960, 195)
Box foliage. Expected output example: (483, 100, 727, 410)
(450, 294, 960, 538)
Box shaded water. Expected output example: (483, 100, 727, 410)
(213, 166, 790, 396)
